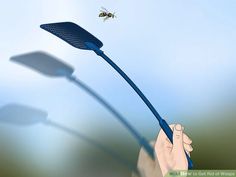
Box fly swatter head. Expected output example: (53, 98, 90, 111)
(40, 22, 103, 50)
(10, 51, 74, 77)
(0, 104, 48, 126)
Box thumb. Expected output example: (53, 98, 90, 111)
(172, 124, 184, 153)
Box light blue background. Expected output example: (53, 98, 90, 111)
(0, 0, 235, 174)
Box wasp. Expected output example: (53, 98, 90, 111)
(99, 7, 116, 21)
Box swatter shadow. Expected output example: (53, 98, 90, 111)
(10, 51, 74, 78)
(0, 103, 137, 173)
(10, 51, 154, 160)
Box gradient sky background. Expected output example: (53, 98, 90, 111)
(0, 0, 236, 175)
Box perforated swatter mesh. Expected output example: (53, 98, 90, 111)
(40, 22, 103, 50)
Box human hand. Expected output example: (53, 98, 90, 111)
(155, 124, 193, 176)
(134, 124, 193, 177)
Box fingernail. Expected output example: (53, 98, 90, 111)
(175, 124, 182, 131)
